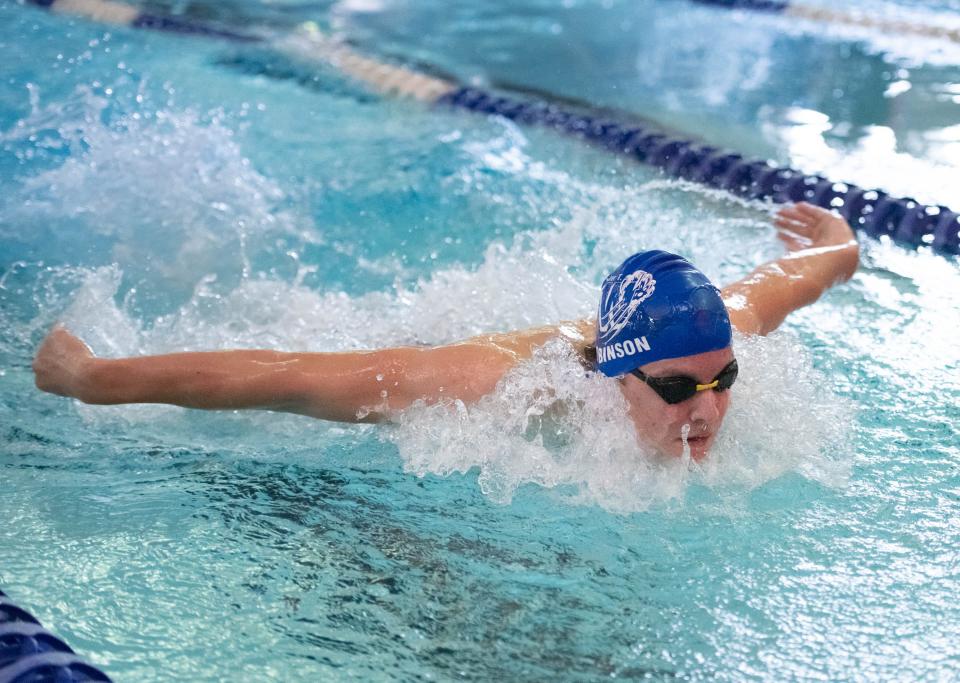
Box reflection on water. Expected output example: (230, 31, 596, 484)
(1, 0, 959, 680)
(340, 0, 960, 206)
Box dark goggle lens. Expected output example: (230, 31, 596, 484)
(715, 360, 738, 390)
(633, 359, 738, 405)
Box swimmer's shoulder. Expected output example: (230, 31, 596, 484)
(722, 296, 763, 337)
(457, 318, 595, 361)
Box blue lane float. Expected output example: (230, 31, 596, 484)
(25, 0, 960, 256)
(0, 590, 111, 683)
(692, 0, 788, 11)
(438, 87, 960, 255)
(130, 14, 259, 42)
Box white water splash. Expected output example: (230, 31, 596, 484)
(680, 423, 692, 466)
(54, 250, 854, 513)
(10, 88, 854, 512)
(388, 333, 853, 512)
(3, 85, 310, 307)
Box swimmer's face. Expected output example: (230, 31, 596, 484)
(618, 347, 734, 461)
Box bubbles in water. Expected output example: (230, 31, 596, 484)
(786, 0, 960, 68)
(6, 80, 853, 512)
(27, 158, 854, 512)
(387, 333, 853, 512)
(60, 265, 141, 356)
(2, 84, 311, 313)
(700, 333, 853, 489)
(680, 423, 692, 466)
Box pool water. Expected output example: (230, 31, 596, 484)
(2, 0, 959, 680)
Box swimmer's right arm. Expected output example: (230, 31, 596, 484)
(33, 322, 591, 422)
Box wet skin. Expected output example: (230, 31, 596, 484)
(33, 203, 858, 458)
(618, 347, 735, 461)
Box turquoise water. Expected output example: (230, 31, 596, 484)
(2, 1, 959, 680)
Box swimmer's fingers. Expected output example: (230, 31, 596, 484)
(775, 202, 825, 228)
(793, 202, 857, 245)
(793, 201, 836, 218)
(774, 202, 855, 250)
(773, 209, 816, 249)
(42, 324, 91, 352)
(774, 226, 814, 251)
(773, 210, 810, 230)
(777, 200, 837, 218)
(33, 325, 96, 398)
(773, 213, 814, 234)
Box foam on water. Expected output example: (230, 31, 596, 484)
(792, 1, 960, 67)
(388, 331, 852, 512)
(2, 4, 958, 680)
(6, 85, 853, 513)
(53, 255, 854, 514)
(2, 84, 310, 310)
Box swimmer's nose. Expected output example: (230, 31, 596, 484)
(687, 386, 721, 424)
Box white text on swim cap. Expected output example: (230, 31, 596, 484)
(597, 336, 651, 364)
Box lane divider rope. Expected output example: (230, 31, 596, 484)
(32, 0, 259, 41)
(692, 0, 960, 45)
(281, 23, 456, 102)
(437, 85, 960, 254)
(0, 590, 111, 683)
(7, 0, 960, 676)
(22, 0, 960, 258)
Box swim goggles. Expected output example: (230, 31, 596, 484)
(629, 359, 739, 405)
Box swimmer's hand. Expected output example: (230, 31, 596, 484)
(33, 325, 98, 400)
(722, 202, 860, 336)
(774, 202, 858, 254)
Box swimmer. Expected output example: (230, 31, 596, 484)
(33, 202, 859, 461)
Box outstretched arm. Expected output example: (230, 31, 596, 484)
(722, 202, 859, 336)
(33, 322, 591, 422)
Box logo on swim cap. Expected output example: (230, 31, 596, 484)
(598, 269, 656, 345)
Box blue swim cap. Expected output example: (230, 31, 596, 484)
(595, 250, 732, 377)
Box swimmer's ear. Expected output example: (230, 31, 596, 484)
(580, 344, 598, 371)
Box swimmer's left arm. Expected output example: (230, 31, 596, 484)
(722, 202, 859, 336)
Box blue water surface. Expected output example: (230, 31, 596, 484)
(1, 0, 959, 680)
